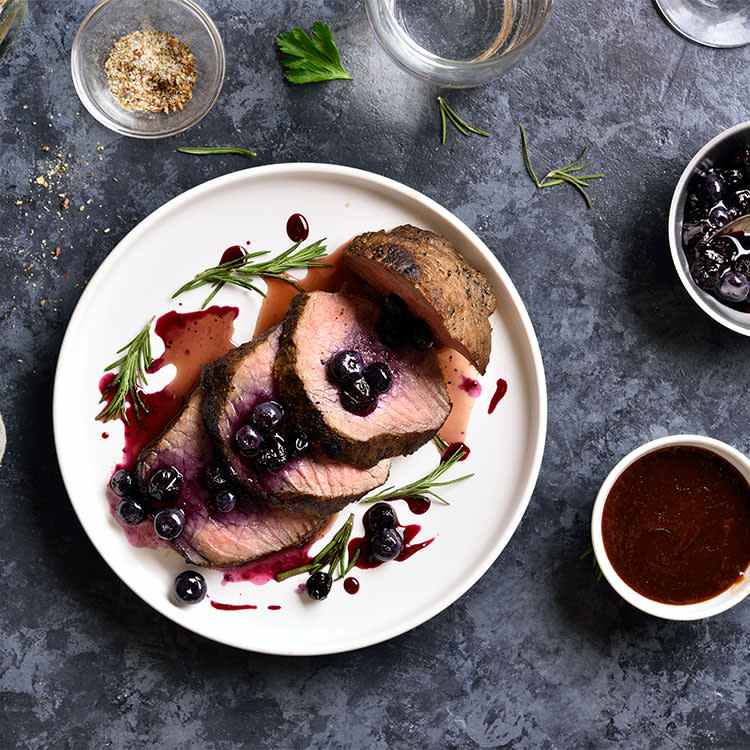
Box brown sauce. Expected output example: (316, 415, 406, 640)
(602, 446, 750, 605)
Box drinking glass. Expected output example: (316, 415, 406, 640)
(365, 0, 554, 88)
(653, 0, 750, 48)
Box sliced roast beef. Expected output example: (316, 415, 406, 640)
(137, 387, 326, 567)
(201, 324, 391, 514)
(274, 291, 451, 468)
(342, 224, 496, 374)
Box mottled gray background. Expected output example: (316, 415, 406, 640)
(2, 1, 750, 748)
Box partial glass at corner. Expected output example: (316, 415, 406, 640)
(365, 0, 554, 88)
(654, 0, 750, 48)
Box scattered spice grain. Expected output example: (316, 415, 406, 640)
(104, 30, 197, 114)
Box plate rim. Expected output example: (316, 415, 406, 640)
(52, 162, 548, 655)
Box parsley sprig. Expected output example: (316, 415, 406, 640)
(363, 445, 474, 506)
(438, 97, 490, 146)
(520, 124, 603, 208)
(275, 22, 353, 84)
(96, 317, 154, 425)
(173, 239, 330, 309)
(275, 514, 360, 582)
(177, 146, 257, 157)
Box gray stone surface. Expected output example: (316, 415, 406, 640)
(2, 1, 750, 748)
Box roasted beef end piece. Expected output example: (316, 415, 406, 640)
(274, 291, 451, 468)
(201, 324, 391, 514)
(136, 387, 326, 567)
(342, 224, 496, 374)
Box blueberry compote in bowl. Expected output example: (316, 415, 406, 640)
(669, 121, 750, 335)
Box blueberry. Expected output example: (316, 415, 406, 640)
(383, 294, 408, 319)
(340, 378, 377, 416)
(110, 469, 137, 498)
(365, 503, 397, 534)
(202, 464, 229, 491)
(692, 170, 725, 206)
(147, 466, 183, 503)
(691, 258, 724, 291)
(726, 189, 750, 217)
(116, 497, 148, 526)
(724, 168, 744, 190)
(695, 238, 736, 265)
(251, 401, 284, 433)
(728, 148, 750, 180)
(153, 507, 185, 540)
(409, 318, 434, 350)
(328, 350, 364, 385)
(235, 424, 263, 455)
(212, 490, 237, 513)
(370, 528, 403, 562)
(682, 220, 712, 253)
(173, 570, 207, 604)
(257, 433, 288, 472)
(709, 204, 732, 228)
(290, 432, 309, 456)
(306, 571, 333, 600)
(734, 255, 750, 278)
(376, 315, 407, 348)
(716, 270, 750, 302)
(364, 362, 392, 394)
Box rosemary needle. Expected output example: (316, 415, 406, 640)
(438, 97, 490, 146)
(177, 146, 257, 157)
(173, 238, 331, 308)
(96, 316, 155, 425)
(520, 124, 603, 208)
(363, 447, 474, 506)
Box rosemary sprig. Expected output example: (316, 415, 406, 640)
(177, 146, 257, 157)
(173, 238, 330, 308)
(438, 97, 490, 146)
(96, 317, 155, 425)
(275, 514, 359, 582)
(363, 447, 474, 506)
(579, 546, 603, 581)
(520, 124, 603, 208)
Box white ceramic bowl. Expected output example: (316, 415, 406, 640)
(668, 121, 750, 335)
(591, 434, 750, 621)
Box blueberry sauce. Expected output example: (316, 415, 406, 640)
(404, 496, 431, 515)
(459, 376, 482, 398)
(267, 604, 282, 611)
(350, 506, 434, 570)
(344, 577, 360, 594)
(488, 378, 508, 415)
(210, 601, 258, 611)
(101, 432, 109, 439)
(220, 245, 245, 264)
(286, 213, 310, 242)
(220, 545, 313, 586)
(441, 442, 471, 462)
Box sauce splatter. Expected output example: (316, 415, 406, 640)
(404, 496, 431, 515)
(441, 442, 471, 463)
(220, 245, 245, 264)
(459, 376, 482, 398)
(286, 213, 310, 242)
(488, 378, 508, 414)
(210, 601, 258, 611)
(344, 577, 360, 595)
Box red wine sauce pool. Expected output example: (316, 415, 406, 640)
(286, 213, 309, 242)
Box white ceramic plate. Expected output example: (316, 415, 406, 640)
(53, 164, 547, 655)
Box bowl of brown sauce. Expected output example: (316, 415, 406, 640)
(591, 435, 750, 620)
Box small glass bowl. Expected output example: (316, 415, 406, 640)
(0, 0, 28, 61)
(591, 435, 750, 621)
(364, 0, 554, 88)
(668, 121, 750, 335)
(71, 0, 225, 139)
